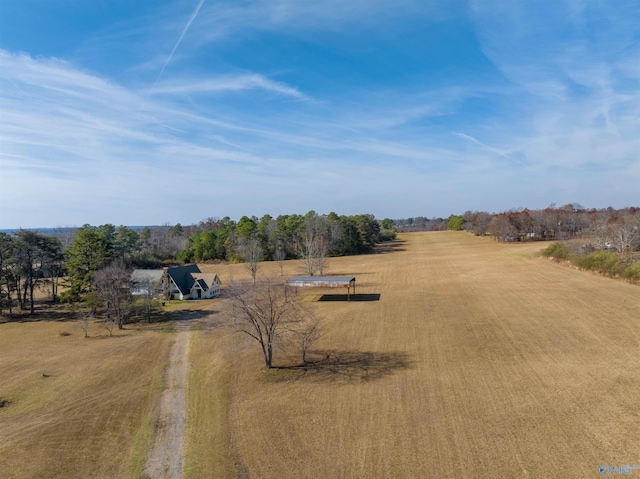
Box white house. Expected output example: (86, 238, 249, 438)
(131, 264, 221, 300)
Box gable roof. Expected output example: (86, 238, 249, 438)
(130, 265, 220, 296)
(190, 272, 219, 290)
(167, 264, 201, 294)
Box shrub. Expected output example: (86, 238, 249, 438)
(379, 229, 397, 242)
(447, 215, 466, 231)
(574, 251, 624, 276)
(542, 242, 571, 261)
(623, 262, 640, 282)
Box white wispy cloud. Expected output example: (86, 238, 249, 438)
(467, 0, 640, 172)
(0, 48, 479, 227)
(186, 0, 442, 45)
(1, 0, 639, 229)
(153, 73, 308, 99)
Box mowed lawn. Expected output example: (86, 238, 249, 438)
(0, 317, 173, 479)
(190, 231, 640, 478)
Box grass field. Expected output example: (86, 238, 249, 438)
(189, 231, 640, 478)
(1, 231, 638, 478)
(0, 314, 174, 478)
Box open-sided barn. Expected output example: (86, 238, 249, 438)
(285, 276, 356, 300)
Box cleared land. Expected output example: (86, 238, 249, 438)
(1, 231, 638, 478)
(0, 318, 173, 479)
(188, 231, 639, 478)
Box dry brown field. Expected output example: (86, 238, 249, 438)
(0, 313, 173, 478)
(1, 231, 638, 478)
(190, 231, 640, 478)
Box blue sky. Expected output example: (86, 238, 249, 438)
(0, 0, 638, 229)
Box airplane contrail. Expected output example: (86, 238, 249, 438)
(453, 131, 521, 164)
(139, 0, 206, 114)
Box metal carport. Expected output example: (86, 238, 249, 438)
(285, 276, 356, 301)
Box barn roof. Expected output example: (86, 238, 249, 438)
(285, 276, 355, 288)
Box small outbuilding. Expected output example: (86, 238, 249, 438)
(285, 276, 356, 301)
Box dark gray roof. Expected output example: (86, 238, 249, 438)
(132, 264, 222, 296)
(168, 264, 201, 294)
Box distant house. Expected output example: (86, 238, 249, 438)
(131, 264, 221, 300)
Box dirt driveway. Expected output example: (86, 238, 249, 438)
(141, 304, 216, 479)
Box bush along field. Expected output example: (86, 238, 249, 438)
(542, 242, 640, 282)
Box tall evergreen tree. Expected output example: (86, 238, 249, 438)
(63, 225, 113, 301)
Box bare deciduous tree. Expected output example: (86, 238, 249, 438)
(141, 285, 161, 323)
(487, 214, 518, 242)
(590, 218, 611, 250)
(294, 213, 328, 276)
(0, 233, 16, 318)
(103, 315, 116, 337)
(295, 232, 329, 276)
(229, 278, 305, 369)
(237, 236, 262, 284)
(132, 275, 164, 321)
(588, 213, 640, 259)
(13, 230, 63, 313)
(93, 260, 133, 331)
(295, 316, 321, 364)
(314, 235, 329, 275)
(609, 216, 639, 258)
(273, 240, 287, 276)
(295, 229, 318, 276)
(78, 311, 92, 338)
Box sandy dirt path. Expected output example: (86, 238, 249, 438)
(142, 320, 192, 479)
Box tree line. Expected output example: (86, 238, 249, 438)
(0, 230, 64, 316)
(0, 224, 175, 318)
(393, 204, 639, 282)
(178, 211, 395, 266)
(394, 204, 639, 248)
(0, 212, 395, 317)
(3, 205, 637, 317)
